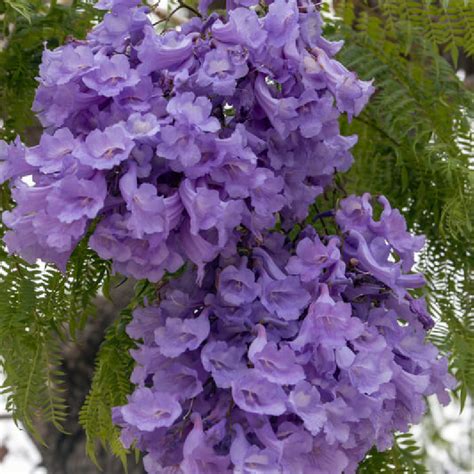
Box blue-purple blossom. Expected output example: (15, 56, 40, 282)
(375, 195, 425, 272)
(119, 163, 172, 238)
(124, 112, 161, 139)
(217, 260, 259, 306)
(181, 415, 230, 473)
(212, 8, 267, 50)
(2, 0, 374, 284)
(156, 94, 219, 168)
(167, 92, 220, 133)
(336, 194, 425, 272)
(83, 53, 140, 97)
(346, 348, 393, 395)
(286, 235, 341, 282)
(292, 284, 364, 349)
(39, 44, 95, 87)
(46, 174, 107, 223)
(313, 47, 374, 120)
(180, 179, 244, 251)
(113, 229, 454, 472)
(2, 183, 86, 269)
(152, 360, 203, 402)
(230, 424, 280, 473)
(249, 325, 305, 385)
(75, 124, 134, 170)
(201, 340, 247, 388)
(249, 169, 286, 216)
(0, 138, 34, 184)
(154, 311, 210, 358)
(137, 26, 196, 75)
(289, 381, 326, 435)
(254, 74, 299, 138)
(264, 0, 299, 48)
(121, 387, 182, 431)
(231, 370, 287, 415)
(259, 273, 311, 320)
(197, 46, 249, 96)
(25, 128, 77, 174)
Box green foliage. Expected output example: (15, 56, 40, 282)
(0, 256, 69, 439)
(331, 0, 473, 245)
(425, 246, 474, 410)
(78, 310, 135, 468)
(68, 232, 112, 337)
(358, 433, 427, 473)
(374, 0, 474, 62)
(2, 0, 34, 21)
(0, 184, 111, 441)
(79, 280, 156, 468)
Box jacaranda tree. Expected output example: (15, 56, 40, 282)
(0, 0, 472, 472)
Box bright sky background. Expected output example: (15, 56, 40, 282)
(0, 379, 46, 474)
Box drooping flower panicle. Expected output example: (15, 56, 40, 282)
(0, 0, 455, 472)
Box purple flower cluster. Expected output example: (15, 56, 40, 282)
(0, 0, 455, 471)
(113, 196, 454, 473)
(0, 0, 372, 282)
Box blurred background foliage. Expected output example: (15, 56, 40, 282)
(0, 0, 472, 472)
(0, 0, 101, 143)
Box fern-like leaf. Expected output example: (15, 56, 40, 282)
(358, 432, 427, 473)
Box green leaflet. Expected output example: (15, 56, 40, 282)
(358, 433, 427, 473)
(79, 280, 156, 469)
(78, 310, 136, 469)
(3, 0, 33, 21)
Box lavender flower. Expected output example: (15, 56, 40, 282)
(83, 53, 140, 97)
(154, 311, 210, 358)
(231, 370, 287, 415)
(217, 260, 259, 306)
(25, 128, 77, 174)
(75, 124, 134, 170)
(286, 235, 341, 283)
(197, 47, 249, 96)
(121, 388, 182, 431)
(2, 0, 374, 283)
(46, 174, 107, 223)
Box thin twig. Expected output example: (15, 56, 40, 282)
(152, 0, 200, 29)
(152, 5, 186, 27)
(178, 0, 201, 18)
(313, 203, 329, 235)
